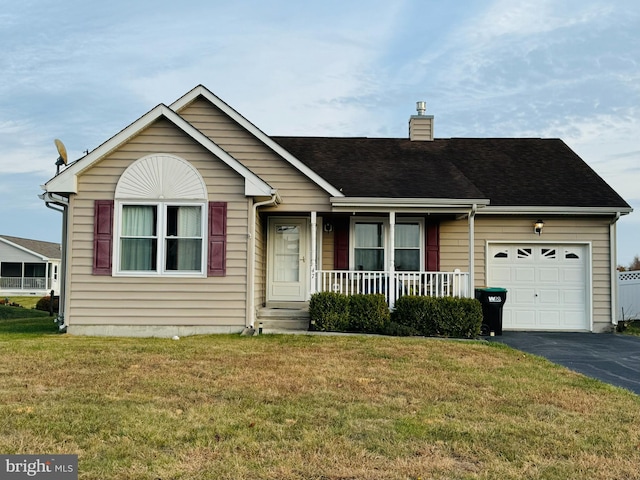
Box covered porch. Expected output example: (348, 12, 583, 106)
(309, 200, 486, 307)
(0, 261, 57, 295)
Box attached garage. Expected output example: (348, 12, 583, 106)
(487, 243, 591, 332)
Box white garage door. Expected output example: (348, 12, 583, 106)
(487, 244, 590, 331)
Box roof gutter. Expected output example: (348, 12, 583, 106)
(247, 192, 281, 328)
(38, 191, 69, 332)
(479, 206, 633, 216)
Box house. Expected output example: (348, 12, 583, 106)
(40, 85, 632, 336)
(0, 235, 61, 296)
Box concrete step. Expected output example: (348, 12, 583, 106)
(257, 306, 310, 331)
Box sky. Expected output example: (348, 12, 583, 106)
(1, 0, 639, 266)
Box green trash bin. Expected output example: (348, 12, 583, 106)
(475, 287, 508, 336)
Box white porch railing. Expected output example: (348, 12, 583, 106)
(0, 277, 49, 290)
(316, 269, 470, 306)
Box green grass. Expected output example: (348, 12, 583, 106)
(621, 320, 640, 336)
(1, 314, 640, 479)
(2, 295, 43, 310)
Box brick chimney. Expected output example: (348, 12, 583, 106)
(409, 101, 434, 141)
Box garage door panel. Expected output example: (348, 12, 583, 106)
(491, 266, 512, 282)
(514, 267, 535, 282)
(488, 243, 589, 332)
(511, 288, 536, 304)
(538, 267, 560, 283)
(512, 310, 535, 328)
(562, 289, 585, 305)
(538, 310, 560, 326)
(562, 268, 584, 283)
(562, 311, 587, 329)
(538, 289, 560, 304)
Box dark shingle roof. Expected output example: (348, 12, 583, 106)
(0, 235, 62, 259)
(272, 136, 630, 208)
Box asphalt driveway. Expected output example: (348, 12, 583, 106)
(488, 332, 640, 395)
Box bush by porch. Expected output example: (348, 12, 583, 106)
(309, 291, 482, 338)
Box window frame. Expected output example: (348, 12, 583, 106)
(348, 217, 424, 272)
(113, 200, 207, 278)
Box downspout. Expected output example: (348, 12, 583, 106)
(39, 192, 69, 332)
(610, 212, 621, 329)
(247, 192, 280, 328)
(468, 204, 477, 297)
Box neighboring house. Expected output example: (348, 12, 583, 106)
(0, 235, 61, 296)
(40, 85, 632, 336)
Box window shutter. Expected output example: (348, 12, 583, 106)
(333, 217, 349, 270)
(93, 200, 114, 275)
(425, 222, 440, 271)
(208, 202, 227, 276)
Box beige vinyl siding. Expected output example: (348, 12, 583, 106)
(321, 229, 335, 271)
(254, 212, 266, 309)
(440, 215, 613, 331)
(178, 99, 332, 212)
(66, 119, 251, 332)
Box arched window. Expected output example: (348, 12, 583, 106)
(113, 154, 209, 277)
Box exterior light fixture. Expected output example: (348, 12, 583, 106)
(534, 219, 544, 235)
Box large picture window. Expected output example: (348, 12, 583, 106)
(351, 218, 423, 272)
(117, 202, 205, 275)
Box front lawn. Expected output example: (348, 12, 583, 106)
(1, 315, 639, 479)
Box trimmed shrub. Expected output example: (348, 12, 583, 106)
(381, 321, 421, 337)
(310, 292, 481, 338)
(346, 294, 390, 333)
(35, 295, 59, 314)
(308, 292, 350, 332)
(391, 296, 436, 335)
(392, 295, 483, 338)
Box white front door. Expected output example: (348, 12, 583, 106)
(267, 218, 309, 302)
(487, 244, 590, 331)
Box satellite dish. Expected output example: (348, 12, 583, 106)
(54, 139, 68, 165)
(54, 139, 68, 174)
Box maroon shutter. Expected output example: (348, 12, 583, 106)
(208, 202, 227, 276)
(425, 222, 440, 271)
(333, 217, 349, 270)
(93, 200, 114, 275)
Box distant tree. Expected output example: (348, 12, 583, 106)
(629, 255, 640, 272)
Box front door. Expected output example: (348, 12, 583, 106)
(267, 217, 309, 302)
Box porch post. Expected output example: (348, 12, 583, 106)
(468, 205, 476, 298)
(388, 211, 396, 308)
(310, 211, 317, 296)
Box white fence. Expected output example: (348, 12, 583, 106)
(618, 270, 640, 320)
